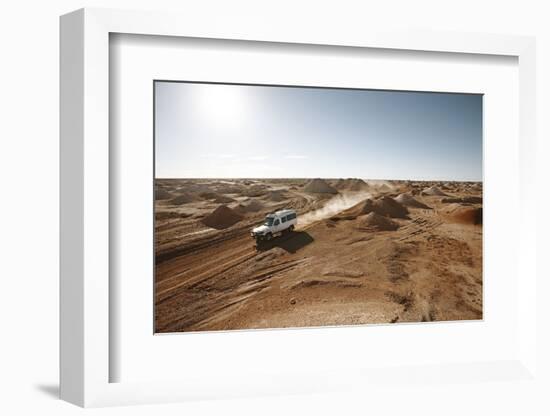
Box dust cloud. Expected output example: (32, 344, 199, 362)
(298, 192, 371, 227)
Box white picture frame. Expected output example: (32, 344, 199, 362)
(60, 8, 538, 408)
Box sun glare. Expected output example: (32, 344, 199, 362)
(195, 84, 247, 128)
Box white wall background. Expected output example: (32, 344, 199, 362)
(0, 1, 548, 415)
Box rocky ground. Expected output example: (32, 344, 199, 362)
(154, 178, 482, 332)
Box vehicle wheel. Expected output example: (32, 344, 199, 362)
(265, 232, 272, 241)
(289, 225, 294, 232)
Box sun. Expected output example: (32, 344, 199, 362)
(195, 84, 247, 128)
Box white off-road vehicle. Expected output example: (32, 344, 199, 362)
(251, 209, 297, 242)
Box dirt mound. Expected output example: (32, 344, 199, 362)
(234, 200, 264, 214)
(441, 196, 482, 204)
(201, 205, 243, 229)
(348, 179, 371, 192)
(333, 179, 345, 188)
(243, 185, 267, 197)
(155, 188, 172, 200)
(215, 184, 243, 194)
(377, 183, 392, 193)
(334, 196, 409, 220)
(265, 190, 287, 201)
(357, 212, 399, 231)
(169, 193, 195, 205)
(395, 193, 431, 209)
(421, 186, 448, 197)
(304, 178, 338, 194)
(334, 178, 370, 192)
(443, 204, 482, 225)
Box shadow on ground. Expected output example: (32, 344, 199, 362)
(256, 231, 314, 253)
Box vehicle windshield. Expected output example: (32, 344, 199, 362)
(264, 217, 274, 226)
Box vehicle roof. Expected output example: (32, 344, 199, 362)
(272, 209, 296, 216)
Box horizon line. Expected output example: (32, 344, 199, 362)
(155, 176, 483, 182)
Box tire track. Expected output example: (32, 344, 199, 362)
(156, 239, 256, 301)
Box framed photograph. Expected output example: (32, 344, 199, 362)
(60, 8, 538, 408)
(153, 81, 483, 333)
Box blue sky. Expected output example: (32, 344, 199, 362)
(155, 81, 482, 181)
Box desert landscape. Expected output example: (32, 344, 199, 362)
(154, 177, 482, 333)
